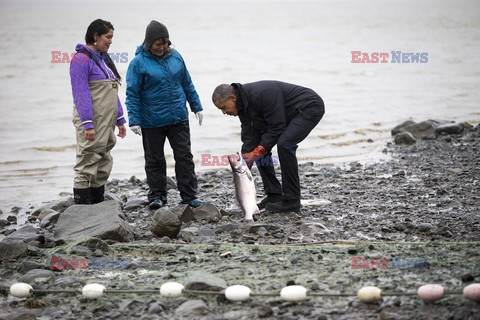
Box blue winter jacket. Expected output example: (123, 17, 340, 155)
(126, 46, 203, 128)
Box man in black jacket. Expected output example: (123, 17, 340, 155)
(212, 81, 324, 212)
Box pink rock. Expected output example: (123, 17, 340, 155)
(463, 283, 480, 302)
(417, 284, 444, 302)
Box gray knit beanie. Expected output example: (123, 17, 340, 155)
(143, 20, 169, 50)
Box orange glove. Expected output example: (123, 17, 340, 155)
(242, 145, 267, 169)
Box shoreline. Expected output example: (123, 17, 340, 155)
(0, 137, 392, 227)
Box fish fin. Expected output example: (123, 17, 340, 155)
(246, 167, 254, 181)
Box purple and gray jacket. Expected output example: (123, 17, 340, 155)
(69, 44, 126, 130)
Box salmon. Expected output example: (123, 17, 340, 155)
(228, 153, 260, 221)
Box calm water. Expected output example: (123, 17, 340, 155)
(0, 0, 479, 212)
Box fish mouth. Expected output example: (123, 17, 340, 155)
(227, 154, 241, 166)
(228, 154, 247, 172)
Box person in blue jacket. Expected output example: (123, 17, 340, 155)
(126, 21, 205, 209)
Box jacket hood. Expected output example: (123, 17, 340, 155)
(75, 43, 107, 61)
(75, 44, 97, 55)
(135, 45, 144, 56)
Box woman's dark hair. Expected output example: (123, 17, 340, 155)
(85, 19, 121, 80)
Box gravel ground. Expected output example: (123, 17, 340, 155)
(0, 124, 479, 319)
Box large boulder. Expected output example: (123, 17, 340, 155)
(40, 211, 61, 229)
(391, 120, 416, 136)
(18, 269, 55, 283)
(123, 199, 148, 211)
(192, 204, 222, 222)
(0, 239, 28, 260)
(402, 120, 438, 140)
(32, 197, 74, 216)
(170, 205, 195, 223)
(391, 119, 461, 144)
(393, 119, 455, 141)
(53, 201, 134, 242)
(5, 225, 44, 244)
(394, 132, 417, 145)
(175, 300, 209, 317)
(184, 271, 227, 291)
(150, 210, 182, 239)
(436, 122, 464, 135)
(37, 208, 58, 221)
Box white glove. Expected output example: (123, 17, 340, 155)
(195, 111, 203, 126)
(130, 125, 142, 136)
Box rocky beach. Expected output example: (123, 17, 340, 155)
(0, 120, 479, 320)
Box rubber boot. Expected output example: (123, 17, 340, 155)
(73, 188, 90, 204)
(89, 185, 105, 204)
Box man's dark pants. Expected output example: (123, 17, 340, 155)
(142, 121, 198, 203)
(256, 103, 324, 201)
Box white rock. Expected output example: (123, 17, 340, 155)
(82, 283, 106, 298)
(301, 199, 332, 206)
(9, 283, 33, 298)
(160, 282, 184, 297)
(280, 285, 308, 302)
(225, 285, 251, 301)
(357, 286, 382, 302)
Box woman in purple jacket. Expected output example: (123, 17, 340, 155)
(70, 19, 126, 204)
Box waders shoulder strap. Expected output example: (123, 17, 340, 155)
(75, 49, 109, 79)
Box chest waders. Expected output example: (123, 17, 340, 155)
(73, 79, 119, 203)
